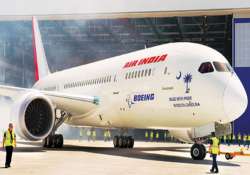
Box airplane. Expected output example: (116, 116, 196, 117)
(0, 16, 247, 160)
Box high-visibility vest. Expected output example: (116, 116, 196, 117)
(156, 133, 159, 139)
(238, 134, 242, 140)
(87, 130, 91, 136)
(92, 131, 96, 137)
(248, 135, 250, 141)
(150, 132, 154, 139)
(243, 135, 247, 141)
(232, 135, 235, 140)
(4, 130, 16, 147)
(210, 137, 220, 155)
(145, 132, 148, 138)
(223, 135, 227, 141)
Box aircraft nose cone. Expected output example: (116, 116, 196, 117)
(223, 76, 248, 122)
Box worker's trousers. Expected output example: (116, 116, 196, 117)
(5, 146, 13, 166)
(211, 154, 218, 172)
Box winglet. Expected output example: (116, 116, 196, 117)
(32, 16, 51, 81)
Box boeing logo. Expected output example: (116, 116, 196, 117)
(134, 93, 155, 101)
(126, 93, 155, 108)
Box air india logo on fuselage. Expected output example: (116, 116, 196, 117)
(123, 54, 168, 68)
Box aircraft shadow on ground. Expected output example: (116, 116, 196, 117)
(15, 141, 239, 167)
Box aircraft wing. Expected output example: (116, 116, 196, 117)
(0, 85, 99, 116)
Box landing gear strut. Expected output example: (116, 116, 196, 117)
(113, 136, 134, 148)
(43, 110, 71, 148)
(43, 134, 64, 148)
(190, 143, 206, 160)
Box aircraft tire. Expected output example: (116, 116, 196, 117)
(191, 143, 206, 160)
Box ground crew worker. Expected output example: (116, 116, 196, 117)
(209, 132, 220, 174)
(79, 128, 84, 142)
(86, 129, 91, 141)
(247, 134, 250, 149)
(104, 130, 107, 141)
(223, 135, 227, 144)
(145, 131, 149, 141)
(243, 134, 247, 147)
(164, 131, 167, 142)
(150, 131, 154, 142)
(107, 129, 111, 141)
(2, 123, 16, 168)
(238, 133, 242, 146)
(92, 129, 96, 141)
(155, 132, 159, 142)
(227, 135, 231, 146)
(232, 134, 235, 145)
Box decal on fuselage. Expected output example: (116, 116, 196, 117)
(169, 96, 200, 108)
(126, 93, 155, 108)
(176, 72, 193, 94)
(123, 54, 167, 68)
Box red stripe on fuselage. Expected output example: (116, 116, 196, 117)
(32, 17, 39, 81)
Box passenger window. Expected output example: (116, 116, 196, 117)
(145, 69, 148, 76)
(128, 72, 131, 79)
(198, 62, 214, 73)
(213, 62, 230, 72)
(164, 67, 167, 74)
(135, 71, 137, 78)
(138, 70, 141, 78)
(131, 71, 134, 79)
(148, 69, 151, 76)
(141, 70, 144, 77)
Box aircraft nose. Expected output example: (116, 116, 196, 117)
(223, 76, 248, 122)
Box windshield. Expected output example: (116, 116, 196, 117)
(213, 62, 231, 72)
(198, 62, 214, 73)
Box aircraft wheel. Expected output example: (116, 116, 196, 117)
(127, 137, 134, 148)
(191, 143, 206, 160)
(118, 136, 124, 148)
(113, 136, 119, 148)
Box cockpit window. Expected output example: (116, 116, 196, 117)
(198, 62, 214, 73)
(213, 62, 230, 72)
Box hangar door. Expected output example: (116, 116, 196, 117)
(233, 18, 250, 135)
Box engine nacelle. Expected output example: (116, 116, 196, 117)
(11, 92, 55, 141)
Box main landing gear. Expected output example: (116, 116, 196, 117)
(190, 143, 207, 160)
(113, 136, 134, 148)
(43, 134, 64, 148)
(43, 110, 71, 148)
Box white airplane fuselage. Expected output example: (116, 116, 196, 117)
(33, 42, 248, 130)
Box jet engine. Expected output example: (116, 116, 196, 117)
(11, 92, 55, 141)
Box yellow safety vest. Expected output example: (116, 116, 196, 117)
(156, 133, 159, 139)
(145, 132, 148, 138)
(248, 135, 250, 141)
(223, 135, 227, 141)
(210, 137, 220, 155)
(243, 135, 247, 141)
(4, 130, 16, 147)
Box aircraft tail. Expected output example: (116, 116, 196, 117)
(32, 16, 51, 81)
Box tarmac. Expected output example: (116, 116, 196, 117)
(0, 140, 249, 175)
